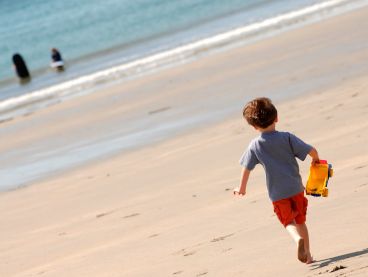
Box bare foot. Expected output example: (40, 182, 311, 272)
(297, 239, 307, 263)
(306, 254, 315, 264)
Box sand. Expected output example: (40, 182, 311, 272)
(1, 6, 368, 277)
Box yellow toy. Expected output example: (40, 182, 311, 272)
(306, 160, 333, 197)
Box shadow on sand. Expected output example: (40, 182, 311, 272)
(310, 248, 368, 270)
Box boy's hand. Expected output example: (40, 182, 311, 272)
(233, 187, 246, 196)
(311, 158, 320, 166)
(309, 147, 320, 166)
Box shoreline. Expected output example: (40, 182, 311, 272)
(1, 5, 368, 191)
(0, 0, 367, 122)
(0, 5, 368, 276)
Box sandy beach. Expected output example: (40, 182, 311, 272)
(1, 5, 368, 277)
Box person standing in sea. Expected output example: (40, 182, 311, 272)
(12, 53, 31, 84)
(50, 48, 64, 72)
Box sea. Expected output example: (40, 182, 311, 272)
(0, 0, 367, 123)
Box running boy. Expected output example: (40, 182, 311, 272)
(234, 97, 319, 264)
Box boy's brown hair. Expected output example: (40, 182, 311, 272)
(243, 97, 278, 129)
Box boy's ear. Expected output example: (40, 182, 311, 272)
(275, 116, 278, 123)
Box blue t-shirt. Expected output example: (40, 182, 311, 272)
(239, 131, 312, 202)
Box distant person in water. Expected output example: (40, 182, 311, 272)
(12, 53, 31, 84)
(50, 48, 64, 72)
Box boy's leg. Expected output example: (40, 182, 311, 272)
(286, 222, 307, 263)
(293, 192, 314, 263)
(296, 223, 314, 264)
(273, 193, 312, 263)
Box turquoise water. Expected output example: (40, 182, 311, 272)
(0, 0, 326, 80)
(1, 0, 257, 79)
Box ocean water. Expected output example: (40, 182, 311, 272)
(0, 0, 318, 80)
(0, 0, 367, 122)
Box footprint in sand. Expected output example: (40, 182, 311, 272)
(183, 251, 196, 257)
(334, 103, 344, 109)
(0, 118, 14, 124)
(122, 213, 140, 219)
(96, 210, 115, 218)
(351, 92, 359, 97)
(173, 248, 197, 257)
(330, 265, 347, 272)
(148, 106, 171, 115)
(211, 233, 234, 243)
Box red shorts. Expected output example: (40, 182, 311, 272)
(272, 191, 308, 227)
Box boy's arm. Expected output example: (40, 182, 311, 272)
(234, 168, 251, 196)
(309, 147, 320, 165)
